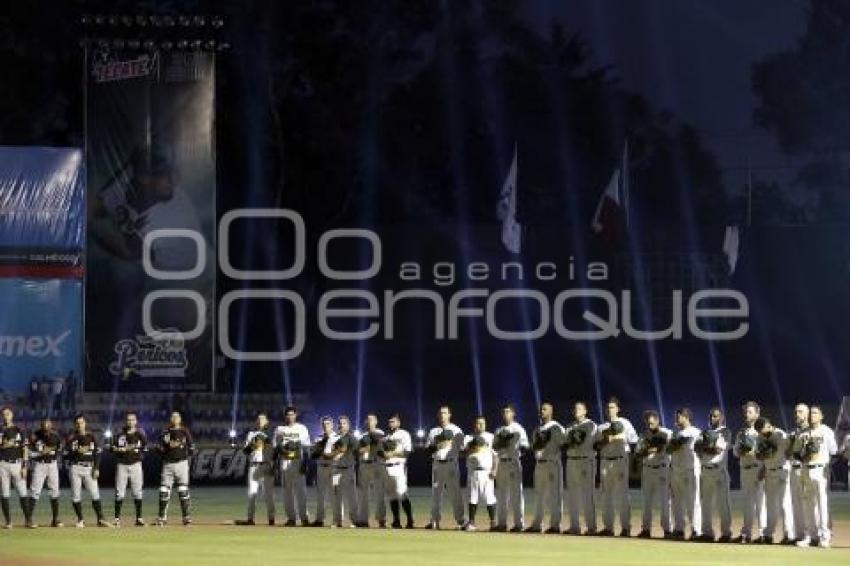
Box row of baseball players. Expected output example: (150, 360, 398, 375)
(236, 398, 843, 549)
(0, 406, 194, 528)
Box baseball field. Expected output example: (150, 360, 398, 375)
(1, 487, 848, 565)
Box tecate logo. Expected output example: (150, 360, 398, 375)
(0, 330, 71, 358)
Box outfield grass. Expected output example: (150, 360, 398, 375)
(1, 487, 848, 565)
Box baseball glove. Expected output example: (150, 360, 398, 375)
(755, 437, 778, 460)
(532, 428, 551, 451)
(493, 430, 516, 450)
(736, 433, 757, 455)
(564, 427, 587, 449)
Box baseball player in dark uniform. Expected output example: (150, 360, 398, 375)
(156, 411, 195, 526)
(109, 412, 148, 526)
(0, 406, 34, 528)
(236, 412, 276, 526)
(65, 414, 110, 527)
(28, 417, 64, 527)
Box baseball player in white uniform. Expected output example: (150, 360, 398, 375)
(754, 416, 795, 544)
(667, 407, 702, 540)
(595, 397, 638, 537)
(787, 403, 810, 543)
(273, 406, 311, 526)
(733, 401, 767, 543)
(635, 409, 672, 538)
(492, 404, 528, 532)
(697, 407, 732, 542)
(462, 416, 497, 531)
(311, 416, 337, 527)
(564, 401, 598, 535)
(27, 417, 63, 528)
(526, 402, 566, 534)
(381, 414, 414, 529)
(796, 405, 837, 548)
(426, 406, 465, 530)
(109, 412, 148, 527)
(236, 413, 276, 526)
(330, 416, 358, 527)
(0, 406, 34, 529)
(355, 413, 386, 528)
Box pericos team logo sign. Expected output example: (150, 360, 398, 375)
(108, 333, 189, 378)
(141, 208, 750, 362)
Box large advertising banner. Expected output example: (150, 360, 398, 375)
(85, 48, 216, 392)
(0, 279, 82, 396)
(0, 146, 84, 396)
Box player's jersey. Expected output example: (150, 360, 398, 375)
(100, 182, 202, 271)
(531, 420, 566, 461)
(733, 425, 762, 469)
(331, 432, 356, 467)
(636, 426, 672, 466)
(564, 418, 598, 458)
(0, 425, 26, 461)
(668, 425, 701, 470)
(427, 423, 464, 462)
(787, 424, 809, 464)
(464, 431, 495, 472)
(29, 429, 62, 463)
(803, 424, 838, 466)
(492, 421, 528, 460)
(159, 427, 195, 463)
(312, 433, 337, 461)
(356, 428, 385, 463)
(273, 423, 311, 461)
(243, 428, 274, 464)
(697, 425, 730, 467)
(595, 417, 638, 458)
(112, 429, 147, 465)
(381, 428, 412, 465)
(757, 429, 789, 469)
(65, 432, 100, 466)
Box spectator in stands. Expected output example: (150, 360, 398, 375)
(51, 374, 64, 413)
(65, 370, 77, 410)
(30, 378, 39, 410)
(38, 377, 51, 411)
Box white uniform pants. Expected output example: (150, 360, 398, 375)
(116, 462, 144, 500)
(789, 465, 805, 538)
(246, 462, 276, 521)
(599, 457, 629, 532)
(495, 458, 524, 529)
(70, 464, 100, 502)
(531, 459, 562, 530)
(468, 469, 496, 505)
(641, 464, 670, 533)
(0, 460, 27, 498)
(384, 462, 408, 498)
(800, 465, 829, 542)
(29, 461, 60, 500)
(565, 457, 595, 533)
(700, 465, 731, 538)
(430, 460, 464, 525)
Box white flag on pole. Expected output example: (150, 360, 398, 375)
(497, 145, 521, 253)
(723, 225, 740, 274)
